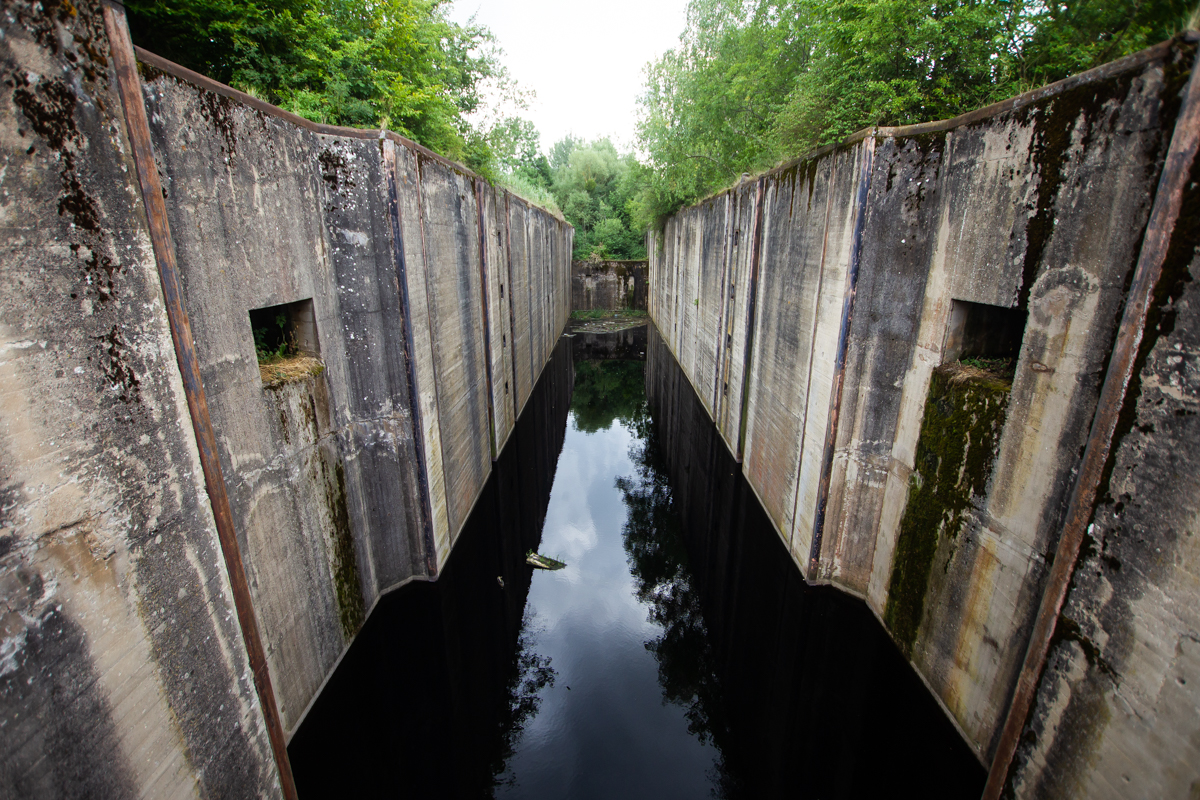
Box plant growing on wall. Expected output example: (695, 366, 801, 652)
(252, 311, 293, 363)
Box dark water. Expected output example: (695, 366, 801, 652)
(288, 327, 985, 798)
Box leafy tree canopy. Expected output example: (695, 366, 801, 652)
(637, 0, 1194, 224)
(126, 0, 520, 175)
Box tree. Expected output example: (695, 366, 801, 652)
(637, 0, 1194, 222)
(126, 0, 505, 173)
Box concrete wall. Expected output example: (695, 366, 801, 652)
(0, 2, 571, 795)
(0, 2, 279, 796)
(571, 259, 647, 311)
(1004, 126, 1200, 799)
(648, 35, 1200, 788)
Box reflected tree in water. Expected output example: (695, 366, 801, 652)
(617, 412, 740, 796)
(493, 609, 557, 788)
(571, 360, 647, 433)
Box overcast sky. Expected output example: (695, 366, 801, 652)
(448, 0, 691, 155)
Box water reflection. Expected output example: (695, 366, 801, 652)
(642, 324, 986, 798)
(288, 338, 573, 798)
(494, 331, 719, 798)
(289, 327, 986, 799)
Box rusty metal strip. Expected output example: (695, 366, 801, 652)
(382, 141, 439, 579)
(99, 3, 298, 797)
(474, 179, 499, 460)
(808, 135, 877, 579)
(982, 45, 1200, 800)
(734, 179, 766, 461)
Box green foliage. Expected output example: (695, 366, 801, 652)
(126, 0, 507, 172)
(253, 311, 292, 363)
(638, 0, 1194, 220)
(546, 137, 648, 260)
(570, 360, 647, 434)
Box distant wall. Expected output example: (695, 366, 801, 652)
(0, 2, 571, 796)
(572, 260, 647, 311)
(648, 34, 1200, 795)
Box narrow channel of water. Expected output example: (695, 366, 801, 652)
(288, 327, 985, 798)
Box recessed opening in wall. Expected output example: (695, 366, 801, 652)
(249, 298, 324, 387)
(943, 299, 1026, 379)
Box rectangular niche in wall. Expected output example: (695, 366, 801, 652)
(249, 298, 322, 386)
(943, 299, 1026, 364)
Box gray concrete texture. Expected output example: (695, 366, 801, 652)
(1, 2, 571, 795)
(0, 1, 278, 796)
(648, 35, 1200, 790)
(571, 259, 648, 311)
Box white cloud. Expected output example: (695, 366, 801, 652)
(448, 0, 690, 152)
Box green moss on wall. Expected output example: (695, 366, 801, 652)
(324, 456, 365, 639)
(883, 363, 1011, 655)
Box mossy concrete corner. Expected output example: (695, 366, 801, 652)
(884, 365, 1011, 655)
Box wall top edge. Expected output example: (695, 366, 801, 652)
(682, 33, 1196, 211)
(132, 45, 568, 225)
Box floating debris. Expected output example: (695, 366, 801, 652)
(526, 551, 566, 570)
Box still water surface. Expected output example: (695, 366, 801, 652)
(289, 328, 984, 798)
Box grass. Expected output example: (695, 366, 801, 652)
(570, 307, 647, 320)
(259, 355, 325, 387)
(958, 356, 1017, 382)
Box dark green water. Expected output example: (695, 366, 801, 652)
(288, 326, 985, 798)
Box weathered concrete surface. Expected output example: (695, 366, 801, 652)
(1003, 142, 1200, 799)
(648, 37, 1200, 776)
(136, 67, 571, 730)
(571, 259, 647, 311)
(0, 1, 278, 796)
(1, 4, 571, 794)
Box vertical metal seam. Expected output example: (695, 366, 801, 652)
(98, 3, 298, 796)
(735, 179, 767, 462)
(981, 45, 1200, 800)
(473, 180, 499, 460)
(809, 133, 877, 579)
(382, 141, 438, 578)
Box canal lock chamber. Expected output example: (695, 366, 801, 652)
(287, 325, 985, 799)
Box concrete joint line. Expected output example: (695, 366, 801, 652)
(382, 140, 438, 580)
(98, 2, 298, 797)
(503, 194, 521, 421)
(474, 179, 499, 461)
(808, 135, 878, 579)
(735, 181, 767, 462)
(411, 154, 447, 575)
(982, 44, 1200, 800)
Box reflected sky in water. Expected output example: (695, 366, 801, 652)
(289, 332, 984, 799)
(497, 408, 720, 799)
